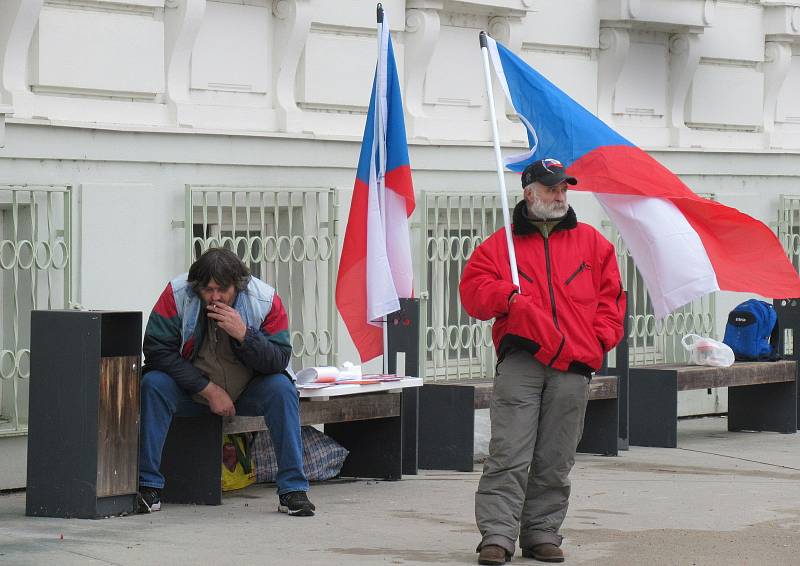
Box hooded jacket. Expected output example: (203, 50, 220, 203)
(143, 274, 293, 394)
(459, 201, 626, 376)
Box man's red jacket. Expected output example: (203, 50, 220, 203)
(460, 202, 626, 376)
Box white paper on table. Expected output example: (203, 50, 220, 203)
(295, 366, 339, 385)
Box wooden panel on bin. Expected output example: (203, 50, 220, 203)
(97, 356, 140, 497)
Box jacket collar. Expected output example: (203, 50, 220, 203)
(512, 200, 578, 236)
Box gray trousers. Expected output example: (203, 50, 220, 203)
(476, 349, 589, 554)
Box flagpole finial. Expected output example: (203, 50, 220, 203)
(377, 3, 383, 23)
(479, 30, 488, 48)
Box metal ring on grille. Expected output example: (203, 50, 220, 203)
(34, 241, 52, 270)
(448, 325, 460, 349)
(632, 314, 646, 338)
(52, 240, 69, 270)
(17, 349, 30, 379)
(304, 236, 319, 261)
(461, 236, 473, 259)
(290, 330, 304, 355)
(302, 330, 318, 355)
(644, 314, 656, 337)
(277, 236, 292, 262)
(472, 324, 482, 347)
(205, 237, 220, 251)
(449, 237, 460, 260)
(248, 236, 263, 263)
(425, 327, 437, 350)
(291, 236, 305, 262)
(219, 236, 235, 253)
(437, 238, 448, 262)
(664, 313, 675, 335)
(317, 330, 332, 355)
(674, 312, 686, 334)
(460, 325, 472, 349)
(318, 236, 333, 261)
(234, 236, 249, 261)
(16, 240, 34, 270)
(426, 238, 437, 261)
(0, 240, 16, 270)
(0, 350, 16, 380)
(262, 236, 278, 262)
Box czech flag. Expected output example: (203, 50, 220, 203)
(336, 12, 415, 362)
(486, 36, 800, 318)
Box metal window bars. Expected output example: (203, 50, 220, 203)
(185, 185, 337, 371)
(0, 185, 72, 436)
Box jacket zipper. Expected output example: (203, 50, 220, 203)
(518, 269, 533, 283)
(543, 238, 566, 367)
(565, 262, 587, 285)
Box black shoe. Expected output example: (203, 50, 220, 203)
(138, 486, 162, 513)
(278, 491, 315, 517)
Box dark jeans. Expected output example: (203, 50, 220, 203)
(139, 370, 308, 495)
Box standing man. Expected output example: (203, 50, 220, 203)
(460, 159, 626, 563)
(139, 247, 315, 517)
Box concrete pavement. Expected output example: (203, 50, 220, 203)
(1, 416, 798, 566)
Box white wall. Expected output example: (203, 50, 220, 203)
(2, 0, 800, 486)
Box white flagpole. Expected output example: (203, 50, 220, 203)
(377, 3, 390, 374)
(478, 31, 519, 288)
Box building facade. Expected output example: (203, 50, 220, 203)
(1, 0, 800, 488)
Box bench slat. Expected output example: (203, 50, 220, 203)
(429, 375, 618, 410)
(222, 393, 401, 434)
(645, 361, 798, 391)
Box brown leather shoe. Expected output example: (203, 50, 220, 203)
(478, 544, 511, 565)
(521, 543, 564, 563)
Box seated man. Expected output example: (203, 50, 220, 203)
(138, 247, 315, 517)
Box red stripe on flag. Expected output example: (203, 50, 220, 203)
(336, 178, 383, 362)
(570, 145, 800, 300)
(385, 165, 415, 215)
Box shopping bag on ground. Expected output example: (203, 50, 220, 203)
(681, 334, 735, 367)
(221, 432, 256, 491)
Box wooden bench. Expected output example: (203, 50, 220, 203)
(159, 380, 421, 506)
(628, 361, 797, 448)
(417, 374, 622, 472)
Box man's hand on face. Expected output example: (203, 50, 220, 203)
(199, 382, 236, 417)
(207, 302, 248, 343)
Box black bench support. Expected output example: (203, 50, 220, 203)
(161, 415, 223, 505)
(387, 298, 420, 476)
(326, 416, 403, 480)
(728, 380, 797, 433)
(774, 298, 800, 430)
(576, 395, 619, 456)
(418, 383, 477, 472)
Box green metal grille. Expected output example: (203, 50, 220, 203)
(185, 185, 337, 370)
(0, 185, 72, 436)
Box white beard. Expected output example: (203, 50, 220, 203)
(528, 195, 568, 219)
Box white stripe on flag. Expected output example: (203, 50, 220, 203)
(365, 12, 402, 323)
(596, 193, 719, 319)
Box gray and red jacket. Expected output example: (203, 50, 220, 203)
(460, 202, 626, 376)
(143, 274, 293, 394)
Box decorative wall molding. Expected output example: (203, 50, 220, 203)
(164, 0, 206, 124)
(763, 40, 792, 134)
(600, 0, 709, 32)
(597, 26, 630, 123)
(668, 32, 702, 142)
(0, 0, 44, 119)
(405, 7, 441, 139)
(272, 0, 312, 132)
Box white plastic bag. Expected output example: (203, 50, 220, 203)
(681, 334, 735, 367)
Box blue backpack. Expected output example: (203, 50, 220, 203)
(722, 299, 780, 361)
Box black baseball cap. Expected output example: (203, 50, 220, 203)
(521, 158, 577, 188)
